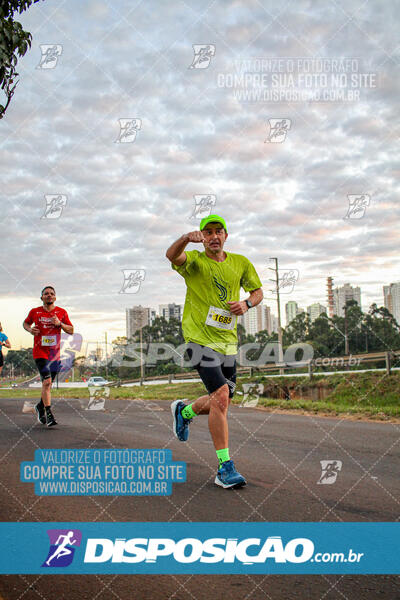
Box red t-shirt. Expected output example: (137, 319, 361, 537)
(24, 306, 72, 360)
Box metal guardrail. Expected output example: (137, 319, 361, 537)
(109, 350, 400, 385)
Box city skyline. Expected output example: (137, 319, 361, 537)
(4, 276, 398, 350)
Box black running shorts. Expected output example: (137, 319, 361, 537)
(35, 358, 61, 382)
(185, 342, 236, 398)
(0, 352, 3, 367)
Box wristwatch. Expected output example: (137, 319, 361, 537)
(245, 299, 253, 309)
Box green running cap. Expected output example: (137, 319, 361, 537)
(199, 214, 227, 232)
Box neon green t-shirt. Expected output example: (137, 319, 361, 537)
(172, 250, 262, 355)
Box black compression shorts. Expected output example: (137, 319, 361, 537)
(35, 358, 61, 382)
(185, 342, 236, 398)
(0, 352, 3, 367)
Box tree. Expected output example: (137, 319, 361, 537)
(112, 336, 128, 346)
(3, 348, 36, 376)
(308, 312, 332, 357)
(255, 329, 277, 345)
(135, 317, 184, 346)
(0, 1, 43, 119)
(283, 312, 311, 345)
(237, 323, 255, 345)
(363, 304, 400, 352)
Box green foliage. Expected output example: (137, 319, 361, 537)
(107, 317, 186, 379)
(136, 316, 185, 346)
(0, 0, 43, 118)
(283, 312, 311, 345)
(3, 347, 36, 375)
(282, 301, 400, 357)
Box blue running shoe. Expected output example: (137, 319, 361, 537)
(171, 400, 192, 442)
(215, 460, 246, 489)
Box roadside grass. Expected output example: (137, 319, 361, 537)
(232, 372, 400, 419)
(1, 371, 399, 419)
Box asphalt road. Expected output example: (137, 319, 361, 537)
(0, 396, 399, 600)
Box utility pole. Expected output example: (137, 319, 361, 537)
(104, 332, 108, 379)
(268, 257, 284, 374)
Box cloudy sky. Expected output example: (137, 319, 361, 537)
(1, 0, 399, 351)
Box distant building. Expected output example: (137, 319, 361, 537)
(285, 301, 298, 326)
(285, 301, 305, 325)
(383, 282, 400, 323)
(158, 303, 183, 322)
(126, 306, 150, 339)
(238, 304, 273, 335)
(264, 305, 272, 334)
(383, 285, 393, 314)
(307, 303, 327, 322)
(333, 283, 361, 316)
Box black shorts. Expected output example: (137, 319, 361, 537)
(0, 352, 3, 367)
(35, 358, 61, 382)
(185, 342, 236, 398)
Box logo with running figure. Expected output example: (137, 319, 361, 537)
(119, 269, 146, 294)
(42, 529, 82, 567)
(344, 194, 370, 219)
(41, 195, 67, 219)
(115, 118, 142, 143)
(317, 460, 342, 485)
(37, 44, 63, 69)
(188, 45, 216, 69)
(264, 118, 291, 143)
(190, 194, 216, 220)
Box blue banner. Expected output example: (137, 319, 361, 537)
(0, 522, 398, 574)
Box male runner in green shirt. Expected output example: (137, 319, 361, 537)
(166, 215, 263, 488)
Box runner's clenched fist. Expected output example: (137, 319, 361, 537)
(183, 231, 205, 243)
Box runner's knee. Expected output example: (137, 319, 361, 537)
(210, 384, 230, 411)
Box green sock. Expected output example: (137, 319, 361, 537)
(181, 403, 196, 420)
(216, 448, 230, 466)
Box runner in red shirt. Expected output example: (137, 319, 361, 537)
(23, 286, 74, 427)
